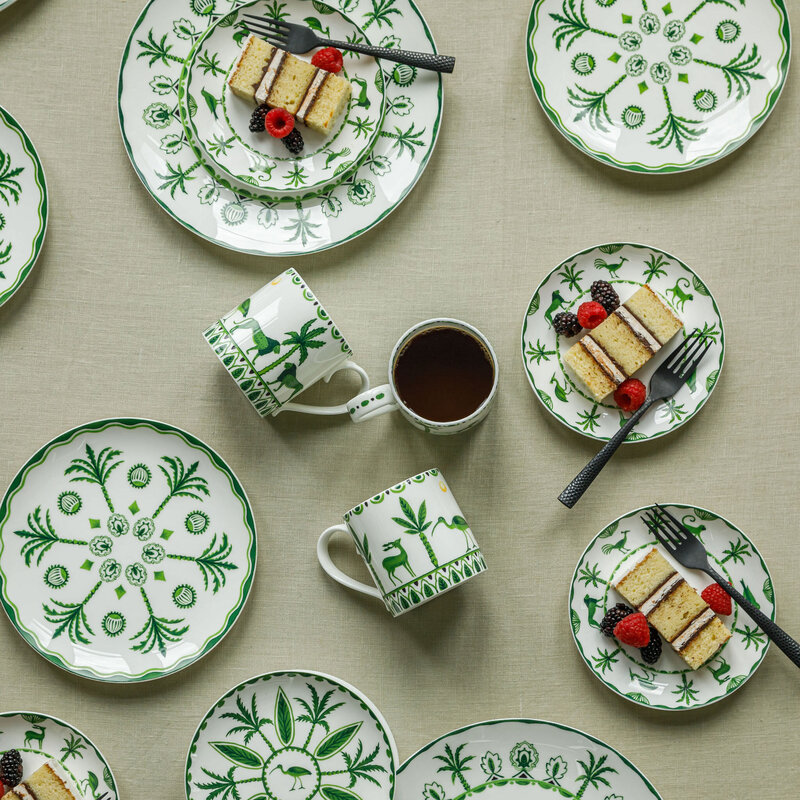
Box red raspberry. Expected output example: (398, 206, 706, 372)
(613, 612, 651, 648)
(311, 47, 344, 73)
(577, 301, 607, 330)
(614, 378, 646, 412)
(701, 583, 733, 615)
(265, 107, 295, 139)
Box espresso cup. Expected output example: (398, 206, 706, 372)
(346, 318, 499, 435)
(317, 468, 487, 617)
(204, 268, 370, 417)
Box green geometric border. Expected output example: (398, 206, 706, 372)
(185, 670, 398, 800)
(568, 503, 775, 712)
(519, 242, 725, 443)
(117, 0, 444, 257)
(397, 718, 663, 799)
(0, 106, 48, 308)
(525, 0, 792, 174)
(0, 417, 258, 683)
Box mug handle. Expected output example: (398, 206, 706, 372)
(317, 525, 382, 600)
(346, 384, 400, 423)
(278, 361, 370, 416)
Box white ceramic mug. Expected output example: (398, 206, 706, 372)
(204, 268, 370, 417)
(317, 468, 487, 617)
(346, 318, 499, 435)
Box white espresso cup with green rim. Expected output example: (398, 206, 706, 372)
(204, 268, 370, 417)
(345, 318, 499, 435)
(317, 468, 488, 617)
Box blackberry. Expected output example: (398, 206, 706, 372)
(591, 280, 620, 314)
(282, 127, 304, 155)
(249, 104, 268, 133)
(639, 625, 662, 664)
(0, 749, 22, 788)
(600, 603, 634, 638)
(553, 311, 582, 338)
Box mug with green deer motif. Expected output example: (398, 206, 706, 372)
(317, 468, 487, 617)
(204, 268, 370, 417)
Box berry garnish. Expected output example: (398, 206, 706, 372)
(282, 127, 304, 155)
(577, 301, 607, 330)
(701, 583, 733, 615)
(248, 104, 268, 133)
(613, 612, 651, 648)
(0, 749, 23, 789)
(600, 603, 634, 638)
(639, 625, 662, 664)
(614, 378, 646, 412)
(590, 280, 620, 314)
(311, 47, 344, 73)
(265, 107, 295, 139)
(553, 311, 582, 338)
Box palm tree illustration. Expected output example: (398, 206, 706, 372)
(593, 256, 628, 276)
(167, 533, 237, 593)
(14, 506, 88, 566)
(434, 743, 474, 794)
(431, 515, 474, 549)
(392, 498, 437, 568)
(270, 764, 312, 790)
(43, 580, 102, 645)
(221, 693, 272, 749)
(574, 752, 616, 798)
(0, 147, 24, 205)
(230, 318, 281, 358)
(65, 444, 123, 513)
(257, 319, 326, 376)
(152, 456, 209, 519)
(296, 684, 344, 749)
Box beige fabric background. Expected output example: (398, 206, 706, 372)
(1, 0, 799, 797)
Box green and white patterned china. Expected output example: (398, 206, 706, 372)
(118, 0, 442, 256)
(181, 0, 386, 196)
(520, 242, 724, 442)
(318, 468, 487, 617)
(185, 670, 398, 800)
(569, 503, 775, 711)
(347, 318, 499, 435)
(397, 718, 662, 799)
(0, 418, 257, 683)
(526, 0, 790, 173)
(0, 711, 119, 800)
(0, 106, 48, 308)
(205, 268, 370, 417)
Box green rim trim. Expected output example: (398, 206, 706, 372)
(0, 106, 48, 307)
(568, 503, 775, 711)
(0, 418, 258, 683)
(525, 0, 792, 174)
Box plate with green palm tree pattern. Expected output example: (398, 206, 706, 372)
(0, 106, 48, 308)
(569, 503, 775, 711)
(526, 0, 790, 173)
(0, 418, 257, 683)
(520, 242, 724, 442)
(118, 0, 442, 256)
(185, 670, 398, 800)
(180, 0, 386, 197)
(397, 718, 662, 799)
(0, 711, 118, 800)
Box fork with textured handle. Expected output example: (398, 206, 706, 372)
(559, 329, 712, 508)
(244, 15, 455, 72)
(643, 504, 800, 668)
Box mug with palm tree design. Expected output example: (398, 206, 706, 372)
(204, 267, 370, 418)
(317, 468, 487, 617)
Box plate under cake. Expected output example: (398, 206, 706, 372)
(1, 760, 79, 800)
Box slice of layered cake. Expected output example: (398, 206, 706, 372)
(564, 285, 683, 401)
(615, 548, 731, 669)
(1, 759, 80, 800)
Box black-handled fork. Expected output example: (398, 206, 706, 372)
(244, 15, 455, 73)
(558, 329, 711, 508)
(643, 504, 800, 668)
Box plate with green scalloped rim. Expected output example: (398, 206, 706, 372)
(0, 711, 119, 800)
(569, 503, 775, 711)
(185, 670, 398, 800)
(0, 106, 48, 308)
(0, 418, 256, 683)
(520, 242, 724, 442)
(397, 718, 662, 799)
(526, 0, 790, 173)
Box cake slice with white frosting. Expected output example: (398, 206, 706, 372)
(1, 759, 80, 800)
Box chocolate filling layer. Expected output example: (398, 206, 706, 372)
(676, 610, 715, 651)
(297, 69, 330, 123)
(636, 570, 678, 612)
(615, 307, 658, 354)
(578, 338, 626, 386)
(253, 49, 287, 98)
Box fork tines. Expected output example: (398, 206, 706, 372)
(640, 504, 690, 550)
(244, 14, 289, 30)
(663, 328, 712, 378)
(243, 15, 290, 44)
